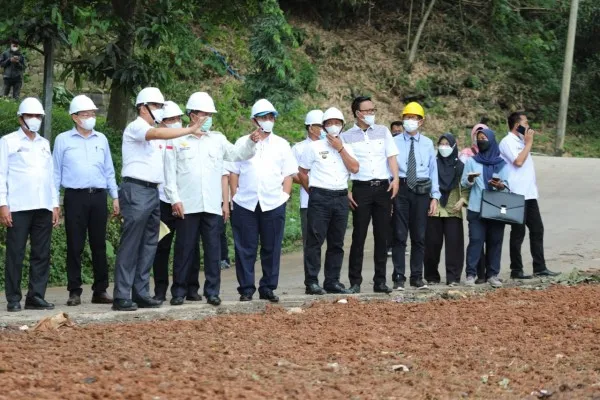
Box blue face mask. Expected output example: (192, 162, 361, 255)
(201, 116, 213, 132)
(319, 129, 327, 140)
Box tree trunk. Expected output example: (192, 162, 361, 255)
(41, 38, 55, 141)
(106, 0, 138, 131)
(408, 0, 436, 65)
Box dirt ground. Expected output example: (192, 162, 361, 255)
(0, 285, 599, 400)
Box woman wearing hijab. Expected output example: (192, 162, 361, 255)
(461, 129, 510, 288)
(424, 133, 469, 286)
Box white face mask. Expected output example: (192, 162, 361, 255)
(403, 119, 419, 133)
(166, 122, 182, 129)
(438, 145, 454, 158)
(258, 120, 274, 133)
(151, 108, 164, 124)
(362, 114, 375, 126)
(326, 125, 342, 137)
(78, 117, 96, 131)
(11, 46, 18, 52)
(24, 117, 42, 133)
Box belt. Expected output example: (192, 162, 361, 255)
(123, 177, 159, 188)
(310, 187, 348, 197)
(399, 177, 408, 184)
(351, 179, 389, 187)
(65, 188, 106, 194)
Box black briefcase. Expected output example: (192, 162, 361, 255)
(480, 190, 525, 224)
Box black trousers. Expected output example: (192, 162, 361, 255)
(509, 199, 546, 273)
(423, 216, 464, 284)
(172, 212, 221, 298)
(219, 215, 229, 263)
(3, 77, 22, 99)
(391, 185, 430, 283)
(63, 189, 109, 296)
(304, 188, 349, 288)
(348, 182, 391, 286)
(4, 209, 53, 303)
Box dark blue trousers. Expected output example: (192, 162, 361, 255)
(232, 201, 286, 296)
(465, 210, 505, 278)
(171, 212, 221, 298)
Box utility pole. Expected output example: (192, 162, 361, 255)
(41, 38, 55, 141)
(555, 0, 579, 156)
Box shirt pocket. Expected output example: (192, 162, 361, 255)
(93, 145, 105, 166)
(178, 148, 195, 174)
(208, 147, 223, 171)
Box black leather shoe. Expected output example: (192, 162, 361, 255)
(136, 296, 162, 308)
(410, 279, 429, 290)
(186, 293, 203, 301)
(112, 299, 138, 311)
(305, 283, 327, 295)
(324, 282, 351, 294)
(373, 283, 392, 294)
(66, 294, 81, 306)
(24, 296, 55, 310)
(239, 294, 253, 302)
(7, 302, 21, 312)
(534, 269, 560, 277)
(475, 277, 487, 284)
(259, 290, 279, 303)
(348, 284, 361, 294)
(207, 296, 221, 306)
(510, 271, 533, 279)
(170, 297, 184, 306)
(91, 291, 113, 304)
(393, 281, 405, 291)
(153, 295, 166, 302)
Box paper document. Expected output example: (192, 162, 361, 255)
(159, 221, 171, 241)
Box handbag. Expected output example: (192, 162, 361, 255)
(480, 190, 525, 224)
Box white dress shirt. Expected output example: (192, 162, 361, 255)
(53, 127, 119, 199)
(227, 133, 298, 212)
(156, 139, 169, 203)
(121, 117, 163, 184)
(164, 131, 256, 215)
(300, 140, 356, 190)
(499, 132, 538, 200)
(0, 129, 59, 212)
(340, 123, 399, 181)
(292, 138, 313, 209)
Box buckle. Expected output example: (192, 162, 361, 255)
(370, 180, 382, 187)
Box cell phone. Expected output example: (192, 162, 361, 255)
(517, 125, 527, 135)
(468, 172, 480, 176)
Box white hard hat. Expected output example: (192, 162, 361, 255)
(163, 101, 184, 119)
(135, 87, 165, 105)
(185, 92, 217, 113)
(250, 99, 278, 118)
(69, 95, 98, 115)
(304, 109, 324, 125)
(323, 107, 345, 124)
(17, 97, 45, 116)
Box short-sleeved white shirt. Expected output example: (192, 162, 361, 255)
(121, 117, 164, 184)
(227, 133, 298, 212)
(499, 132, 538, 200)
(292, 138, 313, 208)
(300, 140, 355, 191)
(340, 123, 399, 181)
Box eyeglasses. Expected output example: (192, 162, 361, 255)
(77, 112, 96, 118)
(359, 108, 377, 115)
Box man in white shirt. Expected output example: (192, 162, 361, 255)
(227, 99, 298, 303)
(0, 98, 60, 312)
(299, 107, 358, 295)
(341, 96, 400, 294)
(112, 87, 206, 311)
(292, 110, 323, 273)
(164, 92, 259, 306)
(499, 112, 558, 279)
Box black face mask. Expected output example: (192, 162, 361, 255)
(477, 140, 490, 152)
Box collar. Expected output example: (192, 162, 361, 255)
(508, 131, 524, 143)
(136, 116, 153, 128)
(70, 127, 98, 138)
(353, 123, 371, 133)
(403, 132, 421, 141)
(17, 128, 41, 141)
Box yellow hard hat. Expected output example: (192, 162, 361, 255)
(402, 102, 425, 118)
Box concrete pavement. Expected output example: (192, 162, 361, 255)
(1, 156, 599, 325)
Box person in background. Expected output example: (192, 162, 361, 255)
(164, 92, 258, 307)
(423, 133, 468, 286)
(391, 102, 440, 290)
(112, 87, 206, 311)
(387, 120, 404, 256)
(459, 122, 489, 284)
(53, 95, 118, 306)
(342, 96, 399, 294)
(461, 128, 509, 288)
(0, 97, 60, 312)
(293, 110, 323, 266)
(1, 39, 25, 100)
(228, 99, 297, 303)
(151, 101, 201, 302)
(220, 170, 232, 270)
(300, 107, 357, 295)
(390, 121, 403, 137)
(499, 112, 559, 278)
